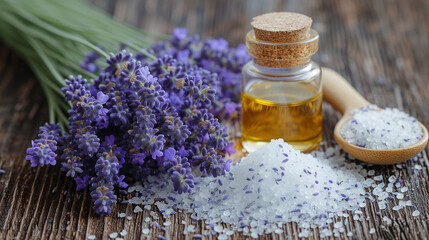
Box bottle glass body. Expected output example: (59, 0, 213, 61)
(241, 60, 322, 152)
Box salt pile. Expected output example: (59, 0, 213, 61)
(341, 105, 423, 149)
(125, 139, 421, 238)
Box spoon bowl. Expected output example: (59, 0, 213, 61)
(322, 67, 429, 164)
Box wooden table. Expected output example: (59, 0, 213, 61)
(1, 0, 429, 239)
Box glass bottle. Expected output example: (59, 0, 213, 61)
(241, 29, 322, 153)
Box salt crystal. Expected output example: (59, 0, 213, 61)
(370, 228, 376, 234)
(347, 232, 353, 237)
(109, 232, 118, 239)
(134, 206, 143, 213)
(142, 228, 150, 234)
(340, 106, 423, 149)
(388, 175, 396, 183)
(145, 217, 151, 222)
(118, 213, 126, 218)
(382, 216, 392, 225)
(126, 216, 132, 220)
(415, 164, 422, 170)
(120, 230, 127, 236)
(164, 221, 171, 226)
(396, 193, 404, 199)
(400, 187, 408, 193)
(181, 220, 186, 224)
(214, 225, 223, 232)
(412, 210, 420, 217)
(334, 222, 343, 228)
(368, 170, 375, 176)
(392, 205, 402, 211)
(374, 175, 383, 181)
(406, 200, 412, 206)
(218, 234, 228, 240)
(87, 235, 96, 240)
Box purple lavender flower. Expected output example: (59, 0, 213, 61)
(25, 123, 61, 167)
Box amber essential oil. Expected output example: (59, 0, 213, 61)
(241, 80, 322, 152)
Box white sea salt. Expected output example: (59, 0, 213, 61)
(340, 105, 423, 149)
(125, 139, 421, 238)
(118, 213, 126, 218)
(108, 232, 118, 239)
(412, 210, 420, 216)
(120, 230, 127, 236)
(369, 228, 376, 234)
(134, 206, 143, 213)
(388, 175, 396, 183)
(87, 235, 96, 240)
(374, 175, 383, 181)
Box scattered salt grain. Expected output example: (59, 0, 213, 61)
(134, 206, 143, 213)
(412, 210, 420, 217)
(120, 230, 127, 236)
(126, 216, 132, 220)
(87, 235, 96, 240)
(144, 217, 151, 222)
(400, 187, 408, 193)
(369, 228, 376, 234)
(382, 216, 392, 225)
(142, 228, 150, 234)
(218, 234, 228, 240)
(118, 213, 126, 218)
(392, 205, 403, 211)
(415, 164, 422, 170)
(396, 193, 404, 199)
(109, 232, 118, 239)
(164, 221, 171, 226)
(340, 105, 423, 149)
(374, 175, 383, 181)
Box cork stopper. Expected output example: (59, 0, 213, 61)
(251, 12, 312, 43)
(246, 12, 318, 68)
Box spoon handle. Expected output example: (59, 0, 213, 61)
(322, 67, 370, 114)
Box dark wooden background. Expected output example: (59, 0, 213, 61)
(1, 0, 429, 239)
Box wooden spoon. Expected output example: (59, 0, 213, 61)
(322, 67, 428, 164)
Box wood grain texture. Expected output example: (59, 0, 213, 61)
(1, 0, 429, 239)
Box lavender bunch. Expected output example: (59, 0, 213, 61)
(26, 48, 237, 216)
